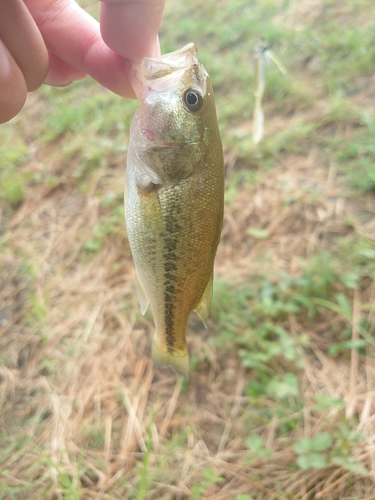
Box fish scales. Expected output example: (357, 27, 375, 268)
(125, 44, 224, 377)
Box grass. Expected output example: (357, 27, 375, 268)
(1, 0, 375, 498)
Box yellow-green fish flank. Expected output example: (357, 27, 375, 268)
(125, 44, 224, 377)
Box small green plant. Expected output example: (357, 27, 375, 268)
(213, 246, 375, 403)
(212, 272, 310, 399)
(293, 433, 333, 469)
(137, 450, 151, 500)
(294, 428, 367, 476)
(57, 472, 82, 500)
(190, 468, 224, 500)
(246, 435, 273, 462)
(0, 129, 30, 210)
(137, 418, 154, 500)
(313, 395, 346, 411)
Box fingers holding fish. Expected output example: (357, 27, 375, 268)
(0, 0, 131, 123)
(99, 0, 164, 61)
(0, 0, 49, 93)
(44, 51, 87, 88)
(24, 0, 134, 98)
(0, 40, 27, 124)
(0, 0, 48, 123)
(0, 0, 166, 123)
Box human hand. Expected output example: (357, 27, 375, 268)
(0, 0, 164, 124)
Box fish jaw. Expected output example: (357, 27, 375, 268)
(125, 43, 206, 101)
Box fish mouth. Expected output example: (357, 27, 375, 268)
(127, 43, 198, 82)
(125, 44, 207, 100)
(139, 43, 199, 81)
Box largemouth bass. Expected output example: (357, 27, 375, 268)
(125, 44, 224, 378)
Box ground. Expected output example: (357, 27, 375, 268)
(1, 0, 375, 499)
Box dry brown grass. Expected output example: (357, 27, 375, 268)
(1, 103, 375, 498)
(2, 0, 375, 496)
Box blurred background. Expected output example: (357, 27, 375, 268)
(1, 0, 375, 498)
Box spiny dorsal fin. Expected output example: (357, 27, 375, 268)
(135, 272, 149, 315)
(194, 273, 213, 328)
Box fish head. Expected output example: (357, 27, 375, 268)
(127, 44, 218, 186)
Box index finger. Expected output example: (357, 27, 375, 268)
(99, 0, 164, 62)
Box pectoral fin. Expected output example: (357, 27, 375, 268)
(194, 274, 213, 328)
(135, 272, 149, 315)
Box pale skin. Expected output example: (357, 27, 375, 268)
(0, 0, 165, 124)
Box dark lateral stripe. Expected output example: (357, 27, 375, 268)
(163, 264, 177, 351)
(162, 202, 182, 352)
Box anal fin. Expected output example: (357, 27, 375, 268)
(135, 272, 149, 315)
(194, 273, 213, 328)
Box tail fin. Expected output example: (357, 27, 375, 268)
(151, 338, 189, 379)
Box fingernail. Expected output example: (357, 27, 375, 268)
(0, 39, 10, 80)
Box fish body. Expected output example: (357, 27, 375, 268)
(125, 44, 224, 377)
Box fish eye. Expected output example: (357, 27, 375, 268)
(183, 88, 203, 112)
